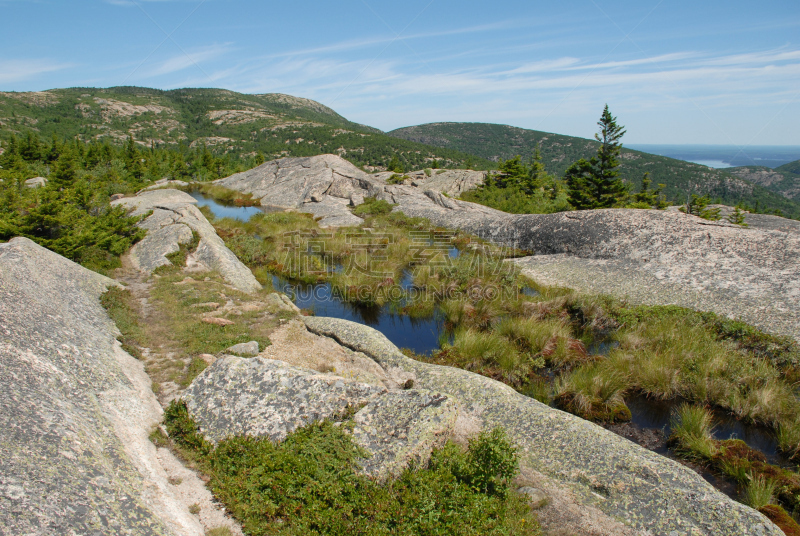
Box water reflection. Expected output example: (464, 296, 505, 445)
(189, 191, 284, 222)
(272, 276, 445, 355)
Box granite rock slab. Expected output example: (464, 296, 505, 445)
(0, 237, 203, 536)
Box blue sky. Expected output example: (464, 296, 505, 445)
(2, 0, 799, 144)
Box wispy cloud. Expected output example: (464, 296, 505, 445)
(0, 59, 73, 84)
(140, 43, 233, 78)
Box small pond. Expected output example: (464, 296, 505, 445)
(189, 192, 284, 222)
(272, 275, 446, 355)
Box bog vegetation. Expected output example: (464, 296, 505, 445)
(203, 190, 800, 519)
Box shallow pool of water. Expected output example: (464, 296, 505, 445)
(624, 393, 792, 466)
(190, 192, 284, 222)
(272, 276, 445, 355)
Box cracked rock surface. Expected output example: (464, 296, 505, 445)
(112, 189, 261, 294)
(302, 315, 782, 536)
(0, 237, 204, 536)
(182, 352, 459, 479)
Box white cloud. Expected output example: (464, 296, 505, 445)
(140, 43, 233, 78)
(0, 59, 73, 84)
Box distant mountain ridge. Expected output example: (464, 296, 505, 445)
(0, 87, 490, 172)
(389, 122, 800, 218)
(728, 159, 800, 201)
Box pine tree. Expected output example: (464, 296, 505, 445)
(727, 206, 748, 227)
(51, 147, 79, 190)
(565, 105, 629, 209)
(631, 172, 667, 208)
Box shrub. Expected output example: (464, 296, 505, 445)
(351, 196, 396, 216)
(163, 405, 539, 535)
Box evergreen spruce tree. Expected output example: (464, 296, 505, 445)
(565, 105, 629, 209)
(51, 147, 78, 190)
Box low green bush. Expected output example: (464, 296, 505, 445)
(351, 196, 396, 216)
(164, 401, 539, 535)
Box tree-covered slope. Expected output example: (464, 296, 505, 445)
(0, 87, 492, 172)
(728, 160, 800, 201)
(389, 122, 800, 217)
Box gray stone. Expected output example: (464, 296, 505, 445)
(226, 341, 259, 356)
(351, 389, 458, 480)
(113, 189, 261, 294)
(141, 179, 189, 192)
(0, 237, 204, 536)
(182, 356, 386, 444)
(302, 316, 781, 536)
(129, 223, 194, 272)
(110, 193, 126, 201)
(372, 169, 488, 197)
(24, 176, 47, 188)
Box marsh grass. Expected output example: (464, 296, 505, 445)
(554, 363, 631, 422)
(745, 474, 778, 510)
(669, 404, 718, 461)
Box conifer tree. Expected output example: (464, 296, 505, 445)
(565, 105, 629, 209)
(51, 147, 78, 190)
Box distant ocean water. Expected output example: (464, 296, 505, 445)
(627, 145, 800, 169)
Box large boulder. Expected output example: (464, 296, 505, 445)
(371, 169, 488, 197)
(303, 316, 782, 536)
(113, 189, 262, 294)
(182, 356, 386, 444)
(0, 237, 204, 536)
(214, 154, 378, 227)
(351, 390, 458, 480)
(182, 356, 458, 479)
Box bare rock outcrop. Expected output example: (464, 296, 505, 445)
(0, 237, 204, 536)
(112, 189, 261, 294)
(371, 169, 487, 196)
(214, 154, 376, 227)
(303, 315, 782, 536)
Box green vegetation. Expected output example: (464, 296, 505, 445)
(460, 108, 669, 214)
(389, 122, 800, 218)
(680, 194, 721, 220)
(351, 196, 396, 217)
(461, 153, 570, 214)
(0, 132, 253, 272)
(728, 206, 748, 226)
(163, 400, 539, 536)
(565, 105, 629, 210)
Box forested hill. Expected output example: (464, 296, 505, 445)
(0, 87, 492, 172)
(728, 159, 800, 202)
(389, 122, 800, 218)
